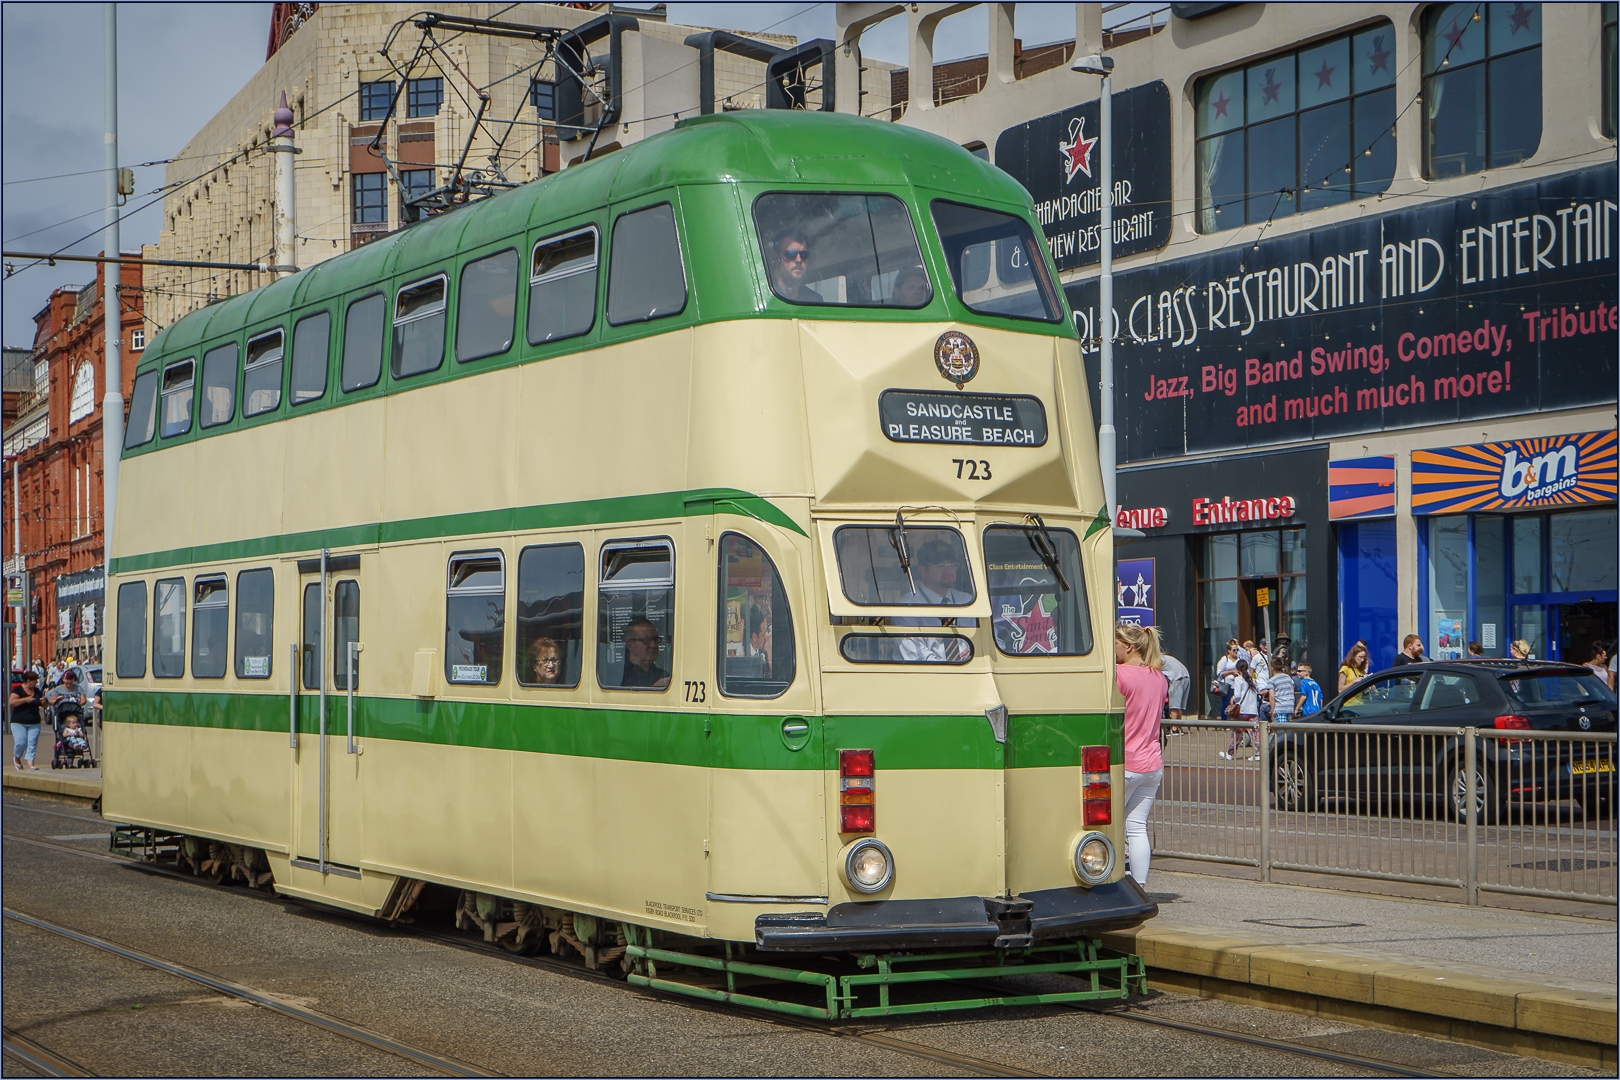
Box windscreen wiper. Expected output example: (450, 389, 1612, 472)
(1023, 513, 1070, 592)
(890, 510, 919, 596)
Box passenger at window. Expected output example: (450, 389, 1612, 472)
(891, 266, 930, 307)
(619, 618, 670, 689)
(769, 229, 820, 303)
(528, 637, 563, 685)
(746, 606, 773, 679)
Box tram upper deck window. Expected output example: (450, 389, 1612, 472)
(445, 551, 505, 686)
(290, 312, 330, 405)
(930, 201, 1062, 323)
(833, 525, 975, 606)
(342, 294, 385, 392)
(517, 543, 585, 688)
(125, 371, 158, 448)
(597, 540, 674, 691)
(717, 534, 796, 698)
(392, 274, 447, 378)
(115, 581, 147, 678)
(751, 193, 932, 308)
(199, 342, 238, 428)
(456, 249, 518, 363)
(243, 330, 284, 417)
(192, 576, 229, 678)
(983, 524, 1093, 656)
(528, 227, 597, 345)
(606, 204, 687, 326)
(160, 360, 194, 438)
(152, 577, 186, 678)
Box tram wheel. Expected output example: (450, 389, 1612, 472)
(498, 933, 541, 956)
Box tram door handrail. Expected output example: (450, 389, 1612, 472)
(346, 641, 362, 756)
(288, 642, 298, 749)
(318, 548, 328, 875)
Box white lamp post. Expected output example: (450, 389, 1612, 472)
(1070, 52, 1119, 527)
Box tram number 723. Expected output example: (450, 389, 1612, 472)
(683, 680, 707, 703)
(952, 459, 993, 481)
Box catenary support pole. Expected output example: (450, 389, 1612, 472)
(101, 3, 124, 573)
(1097, 67, 1115, 517)
(270, 92, 298, 274)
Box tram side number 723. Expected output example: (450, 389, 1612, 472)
(952, 459, 993, 480)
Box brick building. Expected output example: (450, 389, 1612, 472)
(3, 257, 145, 668)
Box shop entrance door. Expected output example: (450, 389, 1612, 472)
(1553, 600, 1617, 666)
(1241, 578, 1281, 652)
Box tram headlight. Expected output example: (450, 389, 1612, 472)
(1072, 832, 1115, 886)
(841, 837, 894, 894)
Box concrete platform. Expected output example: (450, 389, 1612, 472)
(3, 729, 101, 805)
(1106, 869, 1617, 1068)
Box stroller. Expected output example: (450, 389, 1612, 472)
(49, 699, 96, 769)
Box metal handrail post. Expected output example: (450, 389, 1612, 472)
(288, 642, 298, 749)
(1258, 719, 1271, 882)
(319, 548, 328, 875)
(1464, 726, 1478, 905)
(346, 641, 361, 755)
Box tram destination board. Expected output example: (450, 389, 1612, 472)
(880, 388, 1048, 447)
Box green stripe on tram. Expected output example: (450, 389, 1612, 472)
(102, 689, 1117, 772)
(107, 488, 805, 574)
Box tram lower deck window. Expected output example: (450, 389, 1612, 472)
(152, 578, 187, 678)
(717, 534, 795, 698)
(598, 540, 674, 690)
(517, 543, 585, 688)
(116, 581, 148, 678)
(191, 576, 229, 678)
(840, 634, 973, 664)
(235, 568, 275, 678)
(983, 524, 1093, 656)
(446, 552, 505, 685)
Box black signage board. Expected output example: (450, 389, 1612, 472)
(1067, 166, 1618, 463)
(994, 80, 1172, 271)
(879, 388, 1048, 447)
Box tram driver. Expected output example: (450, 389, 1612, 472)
(892, 540, 975, 663)
(619, 618, 671, 689)
(769, 229, 823, 304)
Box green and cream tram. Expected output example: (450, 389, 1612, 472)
(104, 111, 1154, 1017)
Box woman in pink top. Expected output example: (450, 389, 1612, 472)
(1115, 623, 1169, 886)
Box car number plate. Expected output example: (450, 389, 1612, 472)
(1568, 759, 1615, 775)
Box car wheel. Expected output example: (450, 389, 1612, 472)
(1446, 758, 1502, 824)
(1274, 753, 1314, 811)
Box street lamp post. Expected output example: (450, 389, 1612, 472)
(1071, 52, 1117, 523)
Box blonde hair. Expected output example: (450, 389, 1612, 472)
(1510, 639, 1532, 659)
(1115, 622, 1164, 669)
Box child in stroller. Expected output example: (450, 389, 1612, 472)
(46, 670, 94, 769)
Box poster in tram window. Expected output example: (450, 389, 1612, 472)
(983, 527, 1092, 656)
(1117, 558, 1156, 628)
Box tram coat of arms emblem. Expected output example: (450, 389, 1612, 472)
(934, 331, 980, 388)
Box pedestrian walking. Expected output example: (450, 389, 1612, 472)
(1213, 639, 1242, 718)
(9, 671, 45, 770)
(1585, 643, 1611, 682)
(1339, 641, 1369, 692)
(1510, 639, 1532, 660)
(1467, 640, 1484, 657)
(1114, 623, 1168, 887)
(1295, 663, 1324, 717)
(1391, 634, 1426, 665)
(1221, 658, 1261, 759)
(1269, 651, 1296, 722)
(1160, 652, 1190, 728)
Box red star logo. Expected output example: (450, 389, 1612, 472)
(1059, 115, 1097, 184)
(1211, 90, 1232, 119)
(1313, 60, 1335, 89)
(1259, 67, 1283, 105)
(1001, 595, 1060, 655)
(1366, 34, 1391, 75)
(1508, 4, 1533, 33)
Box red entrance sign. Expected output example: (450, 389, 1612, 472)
(1116, 506, 1168, 530)
(1191, 495, 1297, 526)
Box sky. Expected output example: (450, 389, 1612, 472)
(1, 2, 1087, 347)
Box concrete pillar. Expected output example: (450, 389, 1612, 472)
(834, 3, 906, 115)
(988, 3, 1016, 86)
(907, 3, 976, 113)
(1076, 2, 1103, 55)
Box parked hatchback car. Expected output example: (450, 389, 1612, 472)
(1271, 661, 1617, 821)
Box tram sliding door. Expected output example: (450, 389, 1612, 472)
(291, 552, 366, 875)
(706, 523, 827, 903)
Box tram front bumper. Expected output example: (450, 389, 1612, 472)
(753, 879, 1158, 952)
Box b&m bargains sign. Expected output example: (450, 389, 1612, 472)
(1068, 166, 1617, 462)
(1412, 431, 1618, 515)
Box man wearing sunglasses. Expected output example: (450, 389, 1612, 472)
(769, 229, 821, 303)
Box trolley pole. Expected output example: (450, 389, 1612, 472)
(1071, 52, 1117, 517)
(101, 2, 125, 567)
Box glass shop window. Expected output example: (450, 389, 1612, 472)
(716, 534, 795, 698)
(516, 543, 585, 688)
(597, 540, 674, 691)
(445, 552, 505, 686)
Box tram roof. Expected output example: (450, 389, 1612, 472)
(141, 112, 1031, 364)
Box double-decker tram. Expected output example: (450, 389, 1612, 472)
(104, 111, 1155, 1018)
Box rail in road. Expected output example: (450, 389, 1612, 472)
(1, 811, 1468, 1079)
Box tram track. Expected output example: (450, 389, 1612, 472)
(2, 1026, 94, 1077)
(3, 823, 1456, 1078)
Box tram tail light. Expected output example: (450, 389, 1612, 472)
(840, 748, 876, 834)
(1082, 744, 1112, 826)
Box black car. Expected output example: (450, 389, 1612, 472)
(1271, 660, 1617, 821)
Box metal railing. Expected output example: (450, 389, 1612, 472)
(1150, 720, 1617, 905)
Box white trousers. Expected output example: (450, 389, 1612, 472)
(1122, 768, 1163, 887)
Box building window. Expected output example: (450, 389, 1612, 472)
(1604, 4, 1617, 139)
(352, 172, 387, 226)
(407, 77, 443, 118)
(1196, 23, 1396, 232)
(400, 167, 435, 207)
(68, 362, 94, 423)
(359, 80, 396, 122)
(130, 328, 145, 351)
(1196, 528, 1308, 715)
(1423, 3, 1542, 178)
